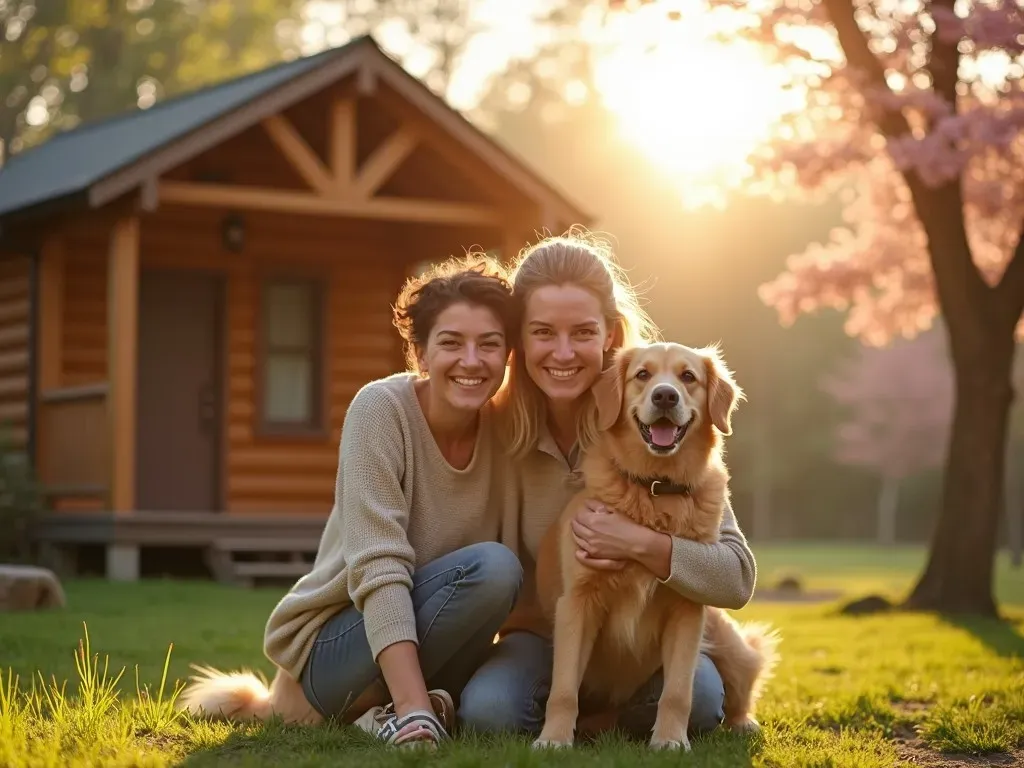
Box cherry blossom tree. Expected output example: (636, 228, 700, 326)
(821, 330, 953, 545)
(613, 0, 1024, 615)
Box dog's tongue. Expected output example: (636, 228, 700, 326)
(649, 421, 678, 447)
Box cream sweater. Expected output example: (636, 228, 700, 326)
(263, 373, 517, 680)
(502, 423, 757, 638)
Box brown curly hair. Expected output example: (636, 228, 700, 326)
(393, 253, 518, 374)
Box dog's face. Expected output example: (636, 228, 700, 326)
(594, 342, 741, 457)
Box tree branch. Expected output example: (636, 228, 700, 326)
(927, 0, 961, 126)
(995, 222, 1024, 328)
(821, 0, 912, 141)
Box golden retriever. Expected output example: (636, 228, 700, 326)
(532, 342, 780, 750)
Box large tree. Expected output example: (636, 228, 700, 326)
(612, 0, 1024, 615)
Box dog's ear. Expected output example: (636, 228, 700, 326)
(593, 347, 635, 432)
(702, 346, 743, 436)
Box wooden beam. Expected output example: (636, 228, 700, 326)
(352, 126, 418, 198)
(107, 216, 139, 515)
(36, 236, 63, 392)
(262, 114, 334, 195)
(330, 98, 356, 187)
(159, 181, 502, 225)
(35, 235, 64, 480)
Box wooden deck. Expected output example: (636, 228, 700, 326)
(33, 510, 327, 584)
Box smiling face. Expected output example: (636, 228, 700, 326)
(521, 284, 614, 406)
(596, 342, 741, 458)
(416, 301, 509, 414)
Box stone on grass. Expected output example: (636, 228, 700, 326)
(0, 564, 66, 611)
(839, 594, 893, 616)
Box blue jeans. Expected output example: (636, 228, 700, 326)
(458, 630, 726, 738)
(299, 542, 523, 719)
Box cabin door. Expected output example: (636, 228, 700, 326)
(135, 268, 223, 511)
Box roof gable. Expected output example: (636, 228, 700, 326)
(0, 36, 587, 226)
(0, 45, 344, 219)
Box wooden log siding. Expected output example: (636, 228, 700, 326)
(46, 207, 407, 515)
(143, 211, 404, 515)
(62, 235, 108, 386)
(0, 255, 31, 449)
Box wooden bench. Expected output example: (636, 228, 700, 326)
(205, 536, 321, 587)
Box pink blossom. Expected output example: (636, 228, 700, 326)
(820, 329, 954, 478)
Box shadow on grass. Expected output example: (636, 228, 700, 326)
(938, 614, 1024, 660)
(173, 720, 759, 767)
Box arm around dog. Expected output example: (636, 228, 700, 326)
(339, 387, 419, 661)
(652, 498, 757, 609)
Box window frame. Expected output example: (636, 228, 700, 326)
(256, 272, 328, 438)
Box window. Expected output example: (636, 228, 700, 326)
(260, 278, 324, 432)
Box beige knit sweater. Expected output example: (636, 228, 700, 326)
(263, 373, 517, 680)
(501, 422, 758, 639)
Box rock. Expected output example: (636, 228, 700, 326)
(775, 575, 804, 593)
(0, 564, 66, 611)
(839, 594, 893, 616)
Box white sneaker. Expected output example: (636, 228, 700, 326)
(352, 689, 455, 748)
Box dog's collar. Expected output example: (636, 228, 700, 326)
(617, 467, 692, 497)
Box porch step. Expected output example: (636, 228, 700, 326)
(205, 535, 321, 587)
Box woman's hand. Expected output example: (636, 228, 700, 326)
(571, 499, 640, 568)
(571, 499, 672, 579)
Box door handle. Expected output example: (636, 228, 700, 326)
(198, 384, 216, 430)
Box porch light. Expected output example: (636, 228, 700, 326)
(222, 212, 246, 252)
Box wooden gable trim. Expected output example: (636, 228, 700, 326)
(360, 50, 590, 226)
(83, 38, 588, 227)
(87, 42, 373, 211)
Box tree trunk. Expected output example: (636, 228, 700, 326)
(877, 475, 900, 546)
(904, 347, 1016, 615)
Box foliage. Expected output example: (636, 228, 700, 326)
(615, 0, 1024, 346)
(0, 0, 303, 157)
(0, 575, 1021, 766)
(821, 328, 953, 480)
(0, 424, 45, 563)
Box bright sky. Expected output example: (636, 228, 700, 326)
(300, 0, 801, 207)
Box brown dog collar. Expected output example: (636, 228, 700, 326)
(617, 467, 692, 497)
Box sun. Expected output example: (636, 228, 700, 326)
(592, 4, 800, 206)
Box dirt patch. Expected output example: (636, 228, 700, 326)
(895, 739, 1021, 767)
(752, 588, 844, 604)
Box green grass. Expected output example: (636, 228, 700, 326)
(1, 542, 1023, 766)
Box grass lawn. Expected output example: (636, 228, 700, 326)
(1, 542, 1022, 767)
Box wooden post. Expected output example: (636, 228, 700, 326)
(106, 215, 140, 579)
(107, 215, 139, 514)
(35, 235, 64, 476)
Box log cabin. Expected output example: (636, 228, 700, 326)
(0, 35, 588, 584)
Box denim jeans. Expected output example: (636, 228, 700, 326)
(299, 542, 523, 719)
(458, 629, 726, 738)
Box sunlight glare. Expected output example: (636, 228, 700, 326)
(593, 4, 802, 206)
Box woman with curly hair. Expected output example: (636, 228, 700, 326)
(180, 254, 522, 749)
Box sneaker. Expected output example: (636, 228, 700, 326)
(352, 689, 455, 748)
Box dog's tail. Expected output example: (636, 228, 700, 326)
(701, 609, 782, 727)
(178, 664, 321, 725)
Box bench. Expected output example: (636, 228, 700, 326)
(204, 536, 321, 587)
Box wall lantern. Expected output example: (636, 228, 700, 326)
(222, 212, 246, 253)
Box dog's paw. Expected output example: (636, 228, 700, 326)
(649, 735, 691, 751)
(727, 716, 761, 734)
(532, 737, 573, 750)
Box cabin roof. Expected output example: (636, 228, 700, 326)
(0, 35, 588, 225)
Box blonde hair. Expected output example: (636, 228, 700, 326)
(501, 228, 660, 458)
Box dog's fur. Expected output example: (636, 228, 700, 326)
(532, 342, 780, 750)
(177, 664, 323, 724)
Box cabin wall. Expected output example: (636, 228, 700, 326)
(0, 254, 31, 450)
(142, 209, 406, 514)
(62, 228, 108, 386)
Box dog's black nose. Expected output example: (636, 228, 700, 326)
(651, 385, 679, 409)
